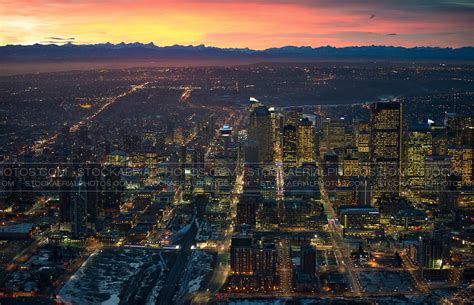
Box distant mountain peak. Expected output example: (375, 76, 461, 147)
(0, 43, 473, 61)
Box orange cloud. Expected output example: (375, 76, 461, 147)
(0, 0, 472, 48)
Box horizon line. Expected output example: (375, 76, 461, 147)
(2, 42, 474, 50)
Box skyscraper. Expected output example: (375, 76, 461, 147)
(101, 165, 123, 214)
(419, 237, 445, 269)
(320, 117, 346, 156)
(406, 125, 432, 190)
(220, 125, 233, 159)
(447, 145, 473, 187)
(430, 123, 448, 156)
(322, 151, 338, 193)
(230, 234, 254, 274)
(83, 163, 101, 231)
(255, 242, 278, 276)
(355, 121, 371, 177)
(237, 195, 259, 228)
(445, 112, 471, 146)
(59, 173, 73, 226)
(370, 101, 403, 202)
(228, 234, 279, 292)
(284, 107, 303, 126)
(282, 124, 297, 167)
(208, 115, 215, 138)
(300, 245, 317, 275)
(424, 155, 451, 194)
(356, 177, 371, 206)
(355, 121, 370, 154)
(72, 176, 88, 239)
(297, 118, 315, 165)
(248, 105, 274, 165)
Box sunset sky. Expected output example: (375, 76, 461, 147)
(1, 0, 473, 49)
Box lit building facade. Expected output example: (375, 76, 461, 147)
(370, 101, 403, 202)
(282, 124, 298, 167)
(340, 207, 382, 239)
(297, 118, 315, 165)
(406, 125, 433, 190)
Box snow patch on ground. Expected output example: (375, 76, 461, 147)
(102, 294, 120, 305)
(58, 248, 165, 305)
(173, 250, 214, 304)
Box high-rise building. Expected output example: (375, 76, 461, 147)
(249, 97, 264, 112)
(445, 112, 471, 146)
(462, 126, 474, 147)
(243, 140, 259, 165)
(300, 245, 317, 275)
(269, 106, 277, 143)
(248, 105, 273, 165)
(355, 121, 370, 154)
(370, 101, 403, 202)
(355, 121, 371, 177)
(59, 174, 73, 225)
(297, 118, 315, 165)
(341, 156, 359, 182)
(356, 177, 371, 206)
(101, 165, 123, 214)
(339, 207, 382, 239)
(220, 125, 233, 159)
(424, 155, 451, 194)
(228, 234, 279, 292)
(193, 146, 206, 176)
(72, 176, 88, 239)
(83, 163, 101, 231)
(430, 123, 448, 156)
(282, 124, 297, 167)
(208, 115, 215, 138)
(320, 117, 347, 156)
(447, 145, 473, 187)
(255, 242, 278, 276)
(406, 125, 432, 190)
(237, 195, 259, 227)
(322, 151, 338, 193)
(230, 234, 255, 274)
(284, 107, 303, 126)
(419, 237, 444, 269)
(461, 146, 473, 186)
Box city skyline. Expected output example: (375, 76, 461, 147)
(0, 2, 473, 303)
(0, 62, 472, 304)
